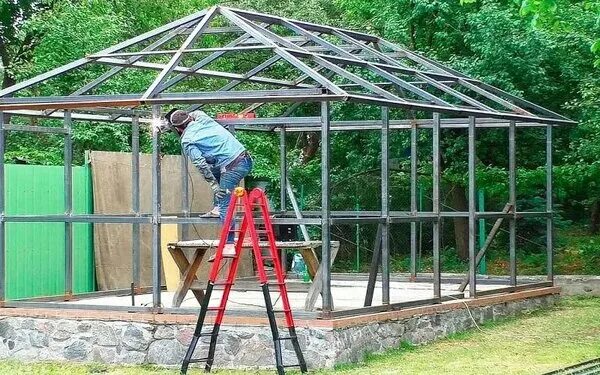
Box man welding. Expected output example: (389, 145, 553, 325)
(162, 109, 253, 260)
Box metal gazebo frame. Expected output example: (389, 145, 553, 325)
(0, 6, 574, 317)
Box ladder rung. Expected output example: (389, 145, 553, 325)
(187, 357, 210, 363)
(276, 336, 297, 341)
(283, 364, 301, 368)
(206, 306, 224, 311)
(213, 281, 234, 286)
(216, 255, 238, 260)
(199, 331, 218, 337)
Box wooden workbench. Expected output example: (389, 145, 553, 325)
(167, 239, 339, 311)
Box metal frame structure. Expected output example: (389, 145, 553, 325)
(0, 6, 574, 316)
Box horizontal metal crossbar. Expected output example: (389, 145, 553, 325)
(88, 45, 275, 58)
(3, 124, 69, 134)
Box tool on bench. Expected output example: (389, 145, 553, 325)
(180, 187, 307, 375)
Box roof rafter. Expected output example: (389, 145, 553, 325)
(0, 5, 574, 125)
(0, 8, 209, 98)
(219, 7, 346, 96)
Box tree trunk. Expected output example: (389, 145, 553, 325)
(301, 132, 320, 164)
(449, 184, 469, 260)
(2, 71, 16, 90)
(591, 199, 600, 234)
(2, 70, 16, 123)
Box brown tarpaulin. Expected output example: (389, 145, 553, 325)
(90, 151, 252, 291)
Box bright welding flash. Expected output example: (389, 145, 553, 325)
(152, 117, 167, 134)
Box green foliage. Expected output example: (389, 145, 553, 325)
(0, 0, 57, 84)
(1, 0, 600, 269)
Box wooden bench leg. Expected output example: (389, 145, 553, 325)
(170, 247, 206, 308)
(304, 243, 339, 311)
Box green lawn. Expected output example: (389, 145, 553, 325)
(1, 297, 599, 374)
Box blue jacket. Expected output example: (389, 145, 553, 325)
(181, 111, 245, 181)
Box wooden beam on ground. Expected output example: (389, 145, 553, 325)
(459, 203, 514, 292)
(364, 224, 383, 306)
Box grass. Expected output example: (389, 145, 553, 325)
(0, 297, 598, 374)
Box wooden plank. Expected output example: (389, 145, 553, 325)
(161, 224, 180, 291)
(459, 203, 513, 292)
(304, 242, 340, 311)
(364, 224, 383, 306)
(169, 247, 207, 307)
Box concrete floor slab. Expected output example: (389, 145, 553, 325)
(64, 278, 508, 311)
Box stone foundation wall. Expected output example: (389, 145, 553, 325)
(553, 276, 600, 296)
(0, 293, 558, 369)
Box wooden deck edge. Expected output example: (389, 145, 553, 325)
(0, 286, 560, 329)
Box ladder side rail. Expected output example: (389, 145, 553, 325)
(205, 229, 245, 372)
(208, 192, 240, 281)
(206, 194, 249, 372)
(245, 190, 270, 284)
(252, 188, 308, 373)
(252, 188, 295, 328)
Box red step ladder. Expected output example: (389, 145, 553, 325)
(181, 187, 307, 375)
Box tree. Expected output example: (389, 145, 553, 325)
(0, 0, 59, 90)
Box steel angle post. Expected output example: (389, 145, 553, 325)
(320, 101, 333, 313)
(280, 126, 287, 213)
(0, 112, 4, 302)
(151, 106, 162, 307)
(131, 116, 141, 289)
(64, 110, 73, 298)
(381, 107, 390, 304)
(181, 148, 190, 241)
(509, 121, 517, 286)
(410, 121, 418, 281)
(546, 124, 553, 282)
(468, 116, 477, 298)
(432, 113, 441, 299)
(279, 127, 287, 273)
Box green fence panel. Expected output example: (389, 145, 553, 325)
(5, 164, 95, 299)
